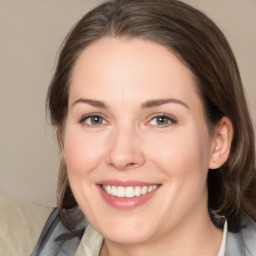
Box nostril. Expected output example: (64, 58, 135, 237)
(125, 162, 140, 169)
(107, 161, 141, 171)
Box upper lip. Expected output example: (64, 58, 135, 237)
(97, 180, 161, 187)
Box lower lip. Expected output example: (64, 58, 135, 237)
(97, 185, 159, 210)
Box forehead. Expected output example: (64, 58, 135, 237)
(69, 37, 202, 110)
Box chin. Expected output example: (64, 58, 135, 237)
(103, 229, 153, 245)
(95, 217, 157, 245)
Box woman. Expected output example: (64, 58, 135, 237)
(32, 0, 256, 255)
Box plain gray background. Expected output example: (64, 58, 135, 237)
(0, 0, 255, 206)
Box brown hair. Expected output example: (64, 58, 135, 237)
(47, 0, 256, 228)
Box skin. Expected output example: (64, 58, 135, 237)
(61, 38, 233, 256)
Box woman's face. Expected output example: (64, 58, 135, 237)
(62, 38, 216, 244)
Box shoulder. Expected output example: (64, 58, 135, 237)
(0, 195, 52, 256)
(32, 207, 85, 255)
(226, 213, 256, 256)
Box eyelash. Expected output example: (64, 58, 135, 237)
(147, 114, 177, 128)
(79, 113, 108, 127)
(79, 113, 177, 128)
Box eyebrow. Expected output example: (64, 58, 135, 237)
(72, 98, 107, 108)
(141, 98, 189, 109)
(71, 98, 189, 110)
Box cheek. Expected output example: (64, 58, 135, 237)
(145, 125, 211, 183)
(63, 125, 106, 175)
(62, 124, 108, 219)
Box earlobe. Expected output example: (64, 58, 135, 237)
(208, 117, 233, 169)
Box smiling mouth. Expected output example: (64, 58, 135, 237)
(101, 185, 159, 198)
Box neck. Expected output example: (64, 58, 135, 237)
(100, 209, 223, 256)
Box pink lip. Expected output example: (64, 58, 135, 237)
(97, 179, 157, 187)
(96, 180, 161, 210)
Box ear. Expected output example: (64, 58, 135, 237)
(208, 117, 233, 169)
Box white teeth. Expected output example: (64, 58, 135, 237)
(106, 185, 111, 194)
(141, 186, 147, 195)
(125, 186, 134, 198)
(112, 186, 117, 196)
(117, 186, 125, 197)
(134, 186, 142, 196)
(102, 184, 158, 198)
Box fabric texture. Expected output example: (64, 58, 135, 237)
(31, 208, 84, 256)
(226, 214, 256, 256)
(75, 224, 103, 256)
(217, 220, 227, 256)
(0, 195, 52, 256)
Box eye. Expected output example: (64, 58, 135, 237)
(80, 114, 107, 126)
(148, 114, 177, 127)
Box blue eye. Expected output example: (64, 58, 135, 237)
(149, 115, 176, 126)
(80, 115, 107, 126)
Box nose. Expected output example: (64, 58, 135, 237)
(105, 127, 145, 171)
